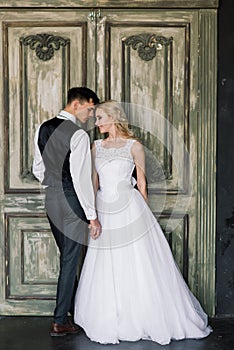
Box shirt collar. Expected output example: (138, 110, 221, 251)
(57, 110, 76, 124)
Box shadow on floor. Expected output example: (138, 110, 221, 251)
(0, 317, 233, 350)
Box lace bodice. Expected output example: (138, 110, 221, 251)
(94, 139, 136, 196)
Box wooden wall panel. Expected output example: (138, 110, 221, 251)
(3, 21, 87, 192)
(158, 214, 189, 282)
(104, 21, 189, 194)
(5, 214, 58, 300)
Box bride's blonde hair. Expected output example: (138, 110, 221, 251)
(96, 100, 135, 139)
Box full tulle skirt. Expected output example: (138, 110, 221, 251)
(74, 188, 212, 345)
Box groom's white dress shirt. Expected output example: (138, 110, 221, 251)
(33, 110, 97, 220)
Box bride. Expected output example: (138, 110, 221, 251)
(74, 100, 212, 345)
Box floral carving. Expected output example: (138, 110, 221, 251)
(20, 33, 70, 61)
(124, 33, 173, 61)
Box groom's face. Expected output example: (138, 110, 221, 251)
(75, 98, 94, 123)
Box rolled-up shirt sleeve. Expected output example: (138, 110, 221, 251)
(32, 126, 45, 183)
(70, 130, 97, 220)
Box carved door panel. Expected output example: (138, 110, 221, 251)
(95, 9, 198, 285)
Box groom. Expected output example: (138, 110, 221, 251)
(33, 87, 102, 336)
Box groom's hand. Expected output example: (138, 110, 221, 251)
(89, 218, 102, 239)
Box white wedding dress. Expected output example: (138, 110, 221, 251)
(74, 139, 212, 345)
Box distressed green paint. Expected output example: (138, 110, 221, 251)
(7, 216, 58, 297)
(158, 215, 188, 280)
(196, 9, 217, 316)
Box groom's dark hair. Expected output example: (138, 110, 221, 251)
(67, 87, 100, 105)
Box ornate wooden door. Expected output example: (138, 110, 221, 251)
(94, 8, 217, 315)
(0, 4, 217, 316)
(0, 9, 97, 315)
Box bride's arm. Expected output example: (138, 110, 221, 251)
(131, 141, 148, 202)
(91, 143, 99, 195)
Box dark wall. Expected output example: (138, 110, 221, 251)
(217, 0, 234, 316)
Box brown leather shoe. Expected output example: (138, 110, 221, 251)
(50, 322, 81, 337)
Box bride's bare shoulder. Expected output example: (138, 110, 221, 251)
(132, 139, 143, 150)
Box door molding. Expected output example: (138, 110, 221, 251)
(0, 0, 219, 9)
(196, 9, 217, 316)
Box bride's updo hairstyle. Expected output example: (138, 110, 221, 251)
(97, 100, 135, 139)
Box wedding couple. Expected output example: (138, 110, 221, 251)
(33, 87, 212, 345)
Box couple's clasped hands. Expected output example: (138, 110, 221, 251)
(89, 218, 102, 239)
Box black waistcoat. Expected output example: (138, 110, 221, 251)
(38, 117, 80, 189)
(38, 117, 89, 225)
